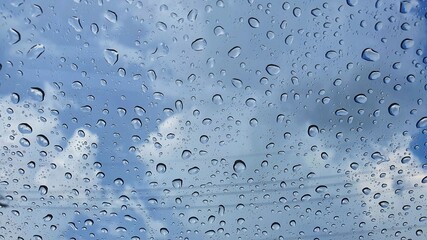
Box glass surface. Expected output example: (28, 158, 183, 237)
(1, 0, 427, 239)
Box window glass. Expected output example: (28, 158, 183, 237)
(1, 0, 426, 239)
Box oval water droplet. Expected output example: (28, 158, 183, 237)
(388, 103, 400, 116)
(18, 123, 33, 134)
(228, 46, 241, 58)
(362, 187, 371, 195)
(233, 160, 246, 173)
(191, 38, 207, 51)
(147, 69, 157, 81)
(416, 117, 427, 128)
(160, 228, 169, 235)
(29, 87, 45, 102)
(187, 9, 198, 22)
(188, 166, 200, 174)
(335, 108, 348, 116)
(307, 125, 319, 137)
(401, 38, 414, 49)
(104, 49, 119, 65)
(43, 214, 53, 222)
(266, 64, 280, 75)
(248, 17, 260, 28)
(361, 48, 380, 62)
(39, 185, 48, 195)
(27, 44, 45, 59)
(11, 92, 20, 104)
(354, 94, 367, 104)
(36, 134, 49, 147)
(379, 201, 389, 208)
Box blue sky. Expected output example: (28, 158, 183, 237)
(0, 0, 426, 239)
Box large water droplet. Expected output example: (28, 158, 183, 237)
(416, 117, 427, 128)
(233, 160, 246, 173)
(104, 49, 119, 65)
(266, 64, 280, 75)
(228, 46, 241, 58)
(8, 28, 21, 44)
(172, 179, 183, 188)
(36, 135, 49, 147)
(39, 185, 48, 195)
(307, 125, 319, 137)
(191, 38, 207, 51)
(271, 222, 281, 230)
(181, 150, 192, 159)
(187, 9, 198, 22)
(388, 103, 400, 116)
(18, 123, 33, 134)
(361, 48, 380, 62)
(212, 94, 223, 105)
(27, 44, 45, 59)
(248, 17, 260, 28)
(29, 87, 45, 102)
(354, 94, 367, 104)
(156, 163, 166, 173)
(105, 10, 118, 23)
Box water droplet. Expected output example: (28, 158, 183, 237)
(200, 135, 209, 144)
(228, 46, 241, 58)
(233, 160, 246, 173)
(271, 222, 281, 230)
(18, 123, 33, 134)
(189, 217, 199, 224)
(214, 26, 225, 36)
(379, 201, 389, 208)
(19, 138, 30, 147)
(11, 92, 20, 104)
(187, 9, 198, 22)
(172, 179, 183, 188)
(182, 150, 192, 159)
(248, 17, 260, 28)
(39, 185, 48, 195)
(245, 98, 256, 107)
(325, 50, 338, 59)
(335, 108, 348, 116)
(8, 28, 21, 44)
(362, 187, 371, 195)
(36, 134, 49, 147)
(188, 166, 200, 174)
(416, 117, 427, 128)
(43, 214, 53, 222)
(27, 44, 45, 59)
(266, 64, 280, 75)
(104, 49, 119, 65)
(347, 0, 358, 6)
(156, 163, 166, 173)
(212, 94, 223, 105)
(156, 21, 167, 31)
(285, 35, 294, 45)
(307, 125, 319, 137)
(401, 38, 414, 49)
(315, 185, 327, 193)
(205, 230, 216, 236)
(388, 103, 400, 116)
(400, 1, 411, 13)
(368, 71, 381, 80)
(231, 78, 243, 88)
(350, 162, 359, 170)
(105, 10, 118, 23)
(354, 94, 367, 104)
(114, 178, 124, 186)
(191, 38, 207, 51)
(29, 87, 45, 102)
(422, 176, 427, 183)
(147, 69, 157, 81)
(91, 23, 99, 34)
(160, 228, 169, 235)
(68, 16, 83, 32)
(361, 48, 380, 62)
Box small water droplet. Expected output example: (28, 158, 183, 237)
(156, 163, 166, 173)
(160, 228, 169, 235)
(379, 201, 389, 208)
(172, 179, 183, 188)
(335, 108, 348, 116)
(182, 150, 192, 159)
(39, 185, 48, 195)
(354, 94, 367, 104)
(212, 94, 223, 105)
(43, 214, 53, 222)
